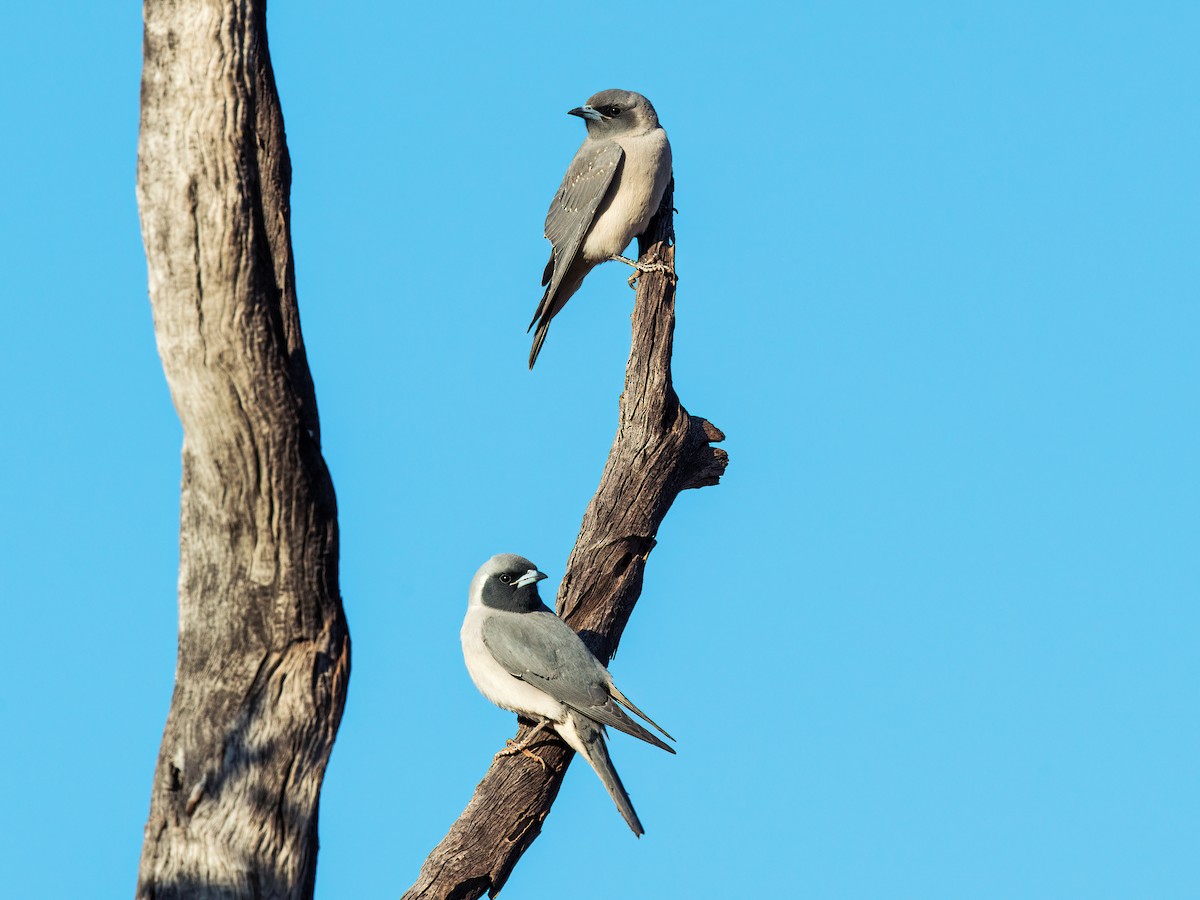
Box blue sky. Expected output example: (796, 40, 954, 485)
(2, 2, 1197, 897)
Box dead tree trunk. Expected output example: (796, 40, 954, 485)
(136, 1, 349, 898)
(403, 184, 728, 899)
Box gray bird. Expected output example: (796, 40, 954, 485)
(527, 89, 674, 368)
(461, 553, 675, 835)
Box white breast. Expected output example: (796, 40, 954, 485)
(582, 128, 672, 263)
(461, 608, 567, 722)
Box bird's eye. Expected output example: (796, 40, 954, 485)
(607, 106, 622, 116)
(499, 573, 511, 584)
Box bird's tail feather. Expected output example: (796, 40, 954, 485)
(528, 322, 550, 369)
(528, 282, 553, 368)
(562, 713, 644, 836)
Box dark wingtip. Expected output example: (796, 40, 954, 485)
(648, 732, 676, 754)
(530, 280, 551, 332)
(619, 714, 675, 753)
(529, 324, 548, 369)
(612, 688, 676, 743)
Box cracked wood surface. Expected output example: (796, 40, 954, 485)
(403, 183, 728, 899)
(136, 1, 348, 897)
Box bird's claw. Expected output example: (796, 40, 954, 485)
(494, 719, 552, 771)
(494, 742, 549, 772)
(521, 748, 549, 771)
(612, 255, 678, 290)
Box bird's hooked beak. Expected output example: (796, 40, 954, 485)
(568, 105, 604, 122)
(514, 569, 548, 588)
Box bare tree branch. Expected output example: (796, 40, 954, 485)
(403, 182, 728, 899)
(136, 1, 348, 897)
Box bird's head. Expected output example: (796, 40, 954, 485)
(568, 89, 660, 136)
(469, 553, 549, 613)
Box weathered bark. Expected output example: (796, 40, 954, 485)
(403, 183, 728, 899)
(136, 2, 349, 898)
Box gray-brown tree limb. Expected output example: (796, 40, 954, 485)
(402, 185, 728, 900)
(136, 1, 349, 898)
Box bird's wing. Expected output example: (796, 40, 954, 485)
(544, 140, 624, 294)
(481, 610, 674, 753)
(609, 684, 675, 742)
(528, 141, 624, 328)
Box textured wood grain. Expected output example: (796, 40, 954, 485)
(135, 2, 349, 898)
(403, 183, 728, 899)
